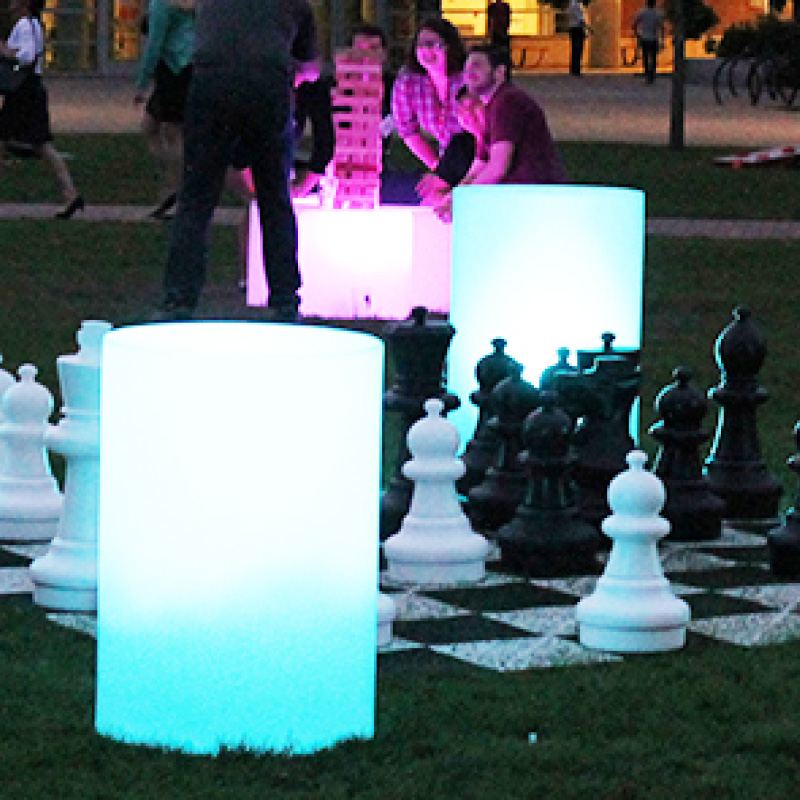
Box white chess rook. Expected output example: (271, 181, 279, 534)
(30, 320, 112, 611)
(384, 398, 489, 585)
(0, 364, 62, 542)
(577, 450, 690, 652)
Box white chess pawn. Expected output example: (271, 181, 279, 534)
(384, 398, 489, 585)
(0, 364, 63, 542)
(30, 320, 112, 611)
(577, 450, 690, 652)
(377, 592, 396, 647)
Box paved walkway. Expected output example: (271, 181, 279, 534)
(43, 71, 800, 147)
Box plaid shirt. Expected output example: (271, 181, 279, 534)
(391, 68, 464, 149)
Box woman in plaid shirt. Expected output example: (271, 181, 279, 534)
(391, 18, 466, 172)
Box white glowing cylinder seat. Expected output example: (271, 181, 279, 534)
(96, 322, 384, 755)
(448, 185, 645, 449)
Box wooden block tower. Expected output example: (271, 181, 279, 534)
(327, 49, 384, 209)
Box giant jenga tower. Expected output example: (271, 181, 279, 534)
(327, 49, 384, 209)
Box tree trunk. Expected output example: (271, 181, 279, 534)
(669, 0, 686, 150)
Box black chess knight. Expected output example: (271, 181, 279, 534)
(550, 335, 641, 530)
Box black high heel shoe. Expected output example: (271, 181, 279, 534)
(55, 195, 85, 220)
(149, 193, 177, 220)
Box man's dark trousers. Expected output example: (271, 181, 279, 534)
(641, 40, 658, 83)
(164, 67, 300, 310)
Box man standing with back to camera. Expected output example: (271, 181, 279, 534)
(160, 0, 319, 321)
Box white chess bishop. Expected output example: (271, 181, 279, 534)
(0, 364, 63, 542)
(384, 398, 489, 585)
(30, 320, 112, 611)
(577, 450, 691, 652)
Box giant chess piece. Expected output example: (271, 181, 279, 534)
(649, 366, 724, 541)
(0, 364, 62, 542)
(380, 307, 459, 539)
(385, 399, 489, 585)
(0, 356, 14, 467)
(495, 392, 601, 577)
(767, 421, 800, 577)
(539, 347, 578, 392)
(577, 451, 690, 652)
(378, 592, 396, 646)
(576, 331, 639, 372)
(553, 339, 641, 529)
(30, 320, 112, 611)
(704, 306, 782, 529)
(0, 355, 15, 408)
(467, 365, 540, 534)
(458, 338, 521, 496)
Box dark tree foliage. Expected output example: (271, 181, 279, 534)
(717, 15, 800, 58)
(664, 0, 719, 39)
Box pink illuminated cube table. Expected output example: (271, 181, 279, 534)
(246, 200, 452, 319)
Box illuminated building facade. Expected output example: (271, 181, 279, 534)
(0, 0, 785, 73)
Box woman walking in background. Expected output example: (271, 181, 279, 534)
(134, 0, 194, 220)
(0, 0, 83, 219)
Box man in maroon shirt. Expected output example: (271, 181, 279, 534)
(462, 44, 567, 186)
(424, 44, 566, 220)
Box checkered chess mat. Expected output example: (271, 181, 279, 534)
(4, 527, 800, 673)
(379, 527, 800, 671)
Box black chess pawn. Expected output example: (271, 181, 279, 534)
(466, 364, 540, 534)
(767, 422, 800, 577)
(704, 306, 782, 529)
(380, 306, 460, 539)
(496, 392, 601, 577)
(649, 366, 724, 541)
(458, 338, 521, 496)
(552, 346, 642, 530)
(539, 347, 578, 393)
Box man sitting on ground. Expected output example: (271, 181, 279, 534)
(419, 44, 567, 220)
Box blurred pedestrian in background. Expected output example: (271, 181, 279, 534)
(0, 0, 83, 218)
(633, 0, 665, 84)
(134, 0, 194, 220)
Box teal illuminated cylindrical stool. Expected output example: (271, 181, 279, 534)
(96, 322, 384, 754)
(448, 185, 645, 448)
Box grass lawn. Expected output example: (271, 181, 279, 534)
(2, 135, 800, 219)
(3, 587, 800, 799)
(1, 140, 800, 797)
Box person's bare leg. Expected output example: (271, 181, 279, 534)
(37, 142, 77, 202)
